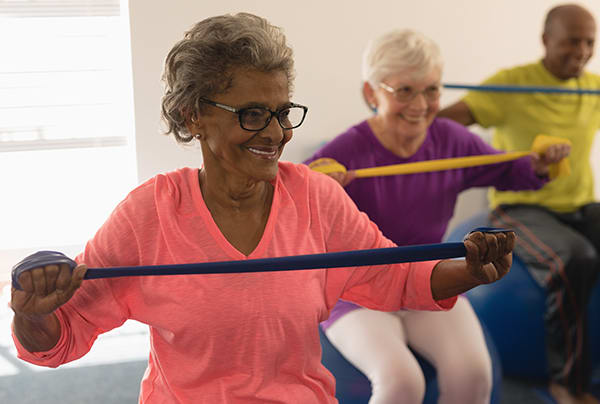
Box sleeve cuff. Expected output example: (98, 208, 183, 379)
(12, 310, 68, 367)
(414, 260, 458, 310)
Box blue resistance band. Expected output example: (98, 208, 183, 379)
(443, 83, 600, 95)
(11, 227, 511, 290)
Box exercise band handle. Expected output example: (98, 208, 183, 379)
(11, 228, 513, 290)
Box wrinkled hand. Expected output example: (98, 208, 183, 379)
(327, 170, 356, 187)
(11, 263, 87, 317)
(531, 143, 571, 176)
(464, 231, 516, 284)
(309, 158, 356, 186)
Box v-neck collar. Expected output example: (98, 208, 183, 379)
(189, 168, 280, 260)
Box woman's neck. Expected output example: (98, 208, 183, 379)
(198, 167, 274, 256)
(198, 168, 273, 214)
(367, 116, 426, 158)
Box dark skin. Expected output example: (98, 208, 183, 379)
(11, 68, 517, 355)
(11, 230, 515, 353)
(12, 263, 86, 353)
(438, 4, 596, 125)
(431, 230, 516, 299)
(438, 7, 598, 403)
(542, 4, 596, 81)
(190, 68, 292, 256)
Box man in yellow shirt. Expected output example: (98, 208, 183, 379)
(439, 4, 600, 404)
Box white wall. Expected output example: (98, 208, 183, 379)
(128, 0, 600, 234)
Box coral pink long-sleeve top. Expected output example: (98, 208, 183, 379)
(13, 162, 455, 403)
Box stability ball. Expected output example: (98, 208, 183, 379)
(445, 212, 600, 380)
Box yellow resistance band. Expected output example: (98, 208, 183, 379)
(310, 134, 571, 180)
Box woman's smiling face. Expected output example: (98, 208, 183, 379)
(373, 68, 442, 141)
(191, 68, 294, 182)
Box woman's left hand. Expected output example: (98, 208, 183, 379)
(464, 230, 516, 284)
(531, 143, 571, 176)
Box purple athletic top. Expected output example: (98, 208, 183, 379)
(305, 118, 547, 330)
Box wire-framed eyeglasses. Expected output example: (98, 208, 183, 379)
(379, 82, 441, 103)
(199, 98, 308, 131)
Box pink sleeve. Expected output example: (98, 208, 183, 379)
(310, 173, 457, 313)
(12, 192, 141, 366)
(12, 297, 121, 367)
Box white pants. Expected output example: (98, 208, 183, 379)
(325, 296, 492, 404)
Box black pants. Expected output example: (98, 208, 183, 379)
(490, 203, 600, 395)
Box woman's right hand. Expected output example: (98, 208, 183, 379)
(11, 263, 87, 317)
(327, 170, 357, 187)
(309, 157, 357, 186)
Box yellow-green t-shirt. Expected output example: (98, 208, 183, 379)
(463, 61, 600, 212)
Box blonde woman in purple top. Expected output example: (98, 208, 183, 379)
(305, 30, 570, 404)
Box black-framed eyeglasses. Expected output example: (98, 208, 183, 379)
(199, 98, 308, 131)
(379, 82, 441, 103)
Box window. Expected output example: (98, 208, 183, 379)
(0, 0, 137, 261)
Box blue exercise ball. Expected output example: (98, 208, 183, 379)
(319, 321, 503, 403)
(464, 255, 548, 379)
(445, 212, 600, 381)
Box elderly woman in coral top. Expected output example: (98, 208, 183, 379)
(11, 14, 515, 404)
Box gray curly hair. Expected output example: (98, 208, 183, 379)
(161, 12, 295, 143)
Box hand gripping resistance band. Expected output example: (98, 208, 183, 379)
(11, 228, 512, 290)
(310, 134, 571, 180)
